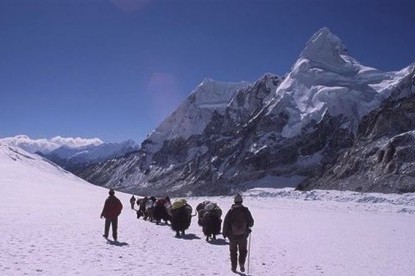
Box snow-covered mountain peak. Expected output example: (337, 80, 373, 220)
(192, 78, 250, 107)
(142, 79, 250, 153)
(258, 73, 281, 89)
(78, 27, 415, 198)
(264, 28, 415, 139)
(14, 134, 31, 140)
(300, 27, 348, 65)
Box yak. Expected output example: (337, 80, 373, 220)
(153, 197, 172, 225)
(197, 202, 222, 241)
(170, 199, 193, 237)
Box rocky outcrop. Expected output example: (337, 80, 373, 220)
(300, 90, 415, 193)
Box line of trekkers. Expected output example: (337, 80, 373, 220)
(129, 195, 222, 241)
(104, 191, 253, 272)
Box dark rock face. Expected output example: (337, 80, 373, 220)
(78, 74, 356, 196)
(301, 92, 415, 193)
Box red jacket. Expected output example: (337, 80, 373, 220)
(101, 195, 123, 219)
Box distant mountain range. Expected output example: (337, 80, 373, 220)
(0, 135, 103, 154)
(40, 140, 138, 173)
(0, 135, 138, 174)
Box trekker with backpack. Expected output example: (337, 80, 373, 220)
(222, 193, 254, 273)
(100, 189, 123, 241)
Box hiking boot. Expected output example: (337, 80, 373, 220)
(231, 268, 237, 273)
(102, 235, 108, 239)
(240, 266, 245, 272)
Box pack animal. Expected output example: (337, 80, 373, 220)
(197, 202, 222, 241)
(170, 199, 193, 237)
(153, 197, 172, 225)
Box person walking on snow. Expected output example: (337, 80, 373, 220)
(222, 193, 254, 273)
(130, 195, 136, 209)
(100, 189, 123, 241)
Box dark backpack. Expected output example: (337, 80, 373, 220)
(230, 206, 247, 236)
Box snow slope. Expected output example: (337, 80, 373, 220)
(1, 145, 415, 275)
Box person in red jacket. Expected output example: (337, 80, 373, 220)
(100, 189, 123, 241)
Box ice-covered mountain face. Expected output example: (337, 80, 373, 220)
(79, 27, 415, 196)
(301, 82, 415, 193)
(42, 140, 138, 173)
(78, 74, 281, 194)
(0, 135, 103, 154)
(142, 79, 250, 154)
(265, 27, 413, 139)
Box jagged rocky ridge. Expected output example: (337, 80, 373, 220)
(79, 28, 415, 196)
(301, 83, 415, 193)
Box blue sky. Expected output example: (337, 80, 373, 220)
(1, 0, 414, 143)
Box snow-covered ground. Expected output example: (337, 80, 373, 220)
(1, 145, 414, 275)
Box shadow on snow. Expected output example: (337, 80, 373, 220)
(207, 238, 229, 246)
(175, 233, 201, 240)
(106, 240, 129, 247)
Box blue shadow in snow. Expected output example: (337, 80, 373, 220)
(207, 238, 229, 246)
(176, 233, 201, 240)
(106, 240, 129, 247)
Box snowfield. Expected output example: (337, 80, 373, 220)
(1, 145, 414, 275)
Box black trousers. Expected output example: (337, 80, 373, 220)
(229, 237, 248, 270)
(104, 217, 118, 240)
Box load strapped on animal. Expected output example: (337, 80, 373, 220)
(196, 201, 222, 241)
(170, 198, 193, 237)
